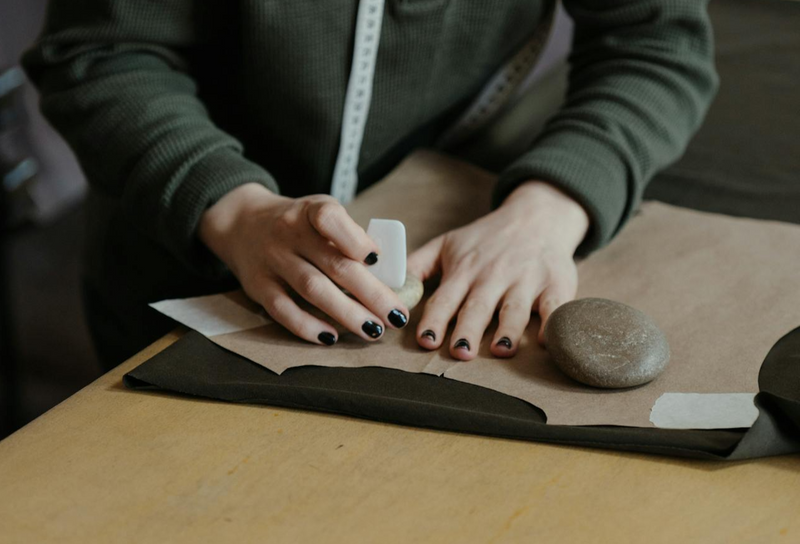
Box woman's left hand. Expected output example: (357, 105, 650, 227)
(407, 180, 590, 360)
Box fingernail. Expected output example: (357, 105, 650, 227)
(362, 320, 383, 338)
(496, 337, 512, 349)
(421, 329, 436, 342)
(364, 252, 378, 265)
(454, 338, 470, 351)
(388, 309, 408, 328)
(318, 332, 336, 346)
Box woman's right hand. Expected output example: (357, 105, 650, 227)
(198, 183, 410, 346)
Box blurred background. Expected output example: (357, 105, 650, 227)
(1, 0, 97, 439)
(1, 0, 798, 440)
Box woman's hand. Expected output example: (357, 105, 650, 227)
(198, 183, 410, 346)
(407, 180, 589, 360)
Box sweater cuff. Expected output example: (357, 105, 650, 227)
(160, 146, 280, 281)
(493, 130, 631, 255)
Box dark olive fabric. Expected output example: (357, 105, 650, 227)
(124, 327, 800, 460)
(124, 0, 800, 459)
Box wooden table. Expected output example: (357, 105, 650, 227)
(1, 330, 798, 543)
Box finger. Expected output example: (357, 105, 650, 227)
(407, 235, 444, 282)
(305, 196, 379, 264)
(537, 269, 579, 345)
(415, 274, 471, 351)
(281, 255, 386, 341)
(449, 281, 507, 361)
(490, 282, 539, 358)
(300, 238, 410, 329)
(256, 279, 339, 346)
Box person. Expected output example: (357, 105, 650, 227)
(22, 0, 718, 369)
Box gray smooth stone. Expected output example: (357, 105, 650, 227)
(543, 298, 670, 389)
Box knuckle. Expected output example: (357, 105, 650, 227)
(547, 271, 577, 297)
(307, 194, 337, 205)
(461, 297, 492, 315)
(363, 287, 395, 312)
(428, 292, 458, 310)
(449, 266, 479, 288)
(328, 256, 355, 280)
(293, 316, 319, 340)
(499, 299, 525, 316)
(274, 211, 298, 233)
(259, 287, 292, 318)
(257, 285, 324, 342)
(453, 252, 480, 272)
(539, 297, 560, 315)
(260, 294, 282, 318)
(298, 272, 326, 299)
(311, 201, 342, 231)
(483, 262, 507, 280)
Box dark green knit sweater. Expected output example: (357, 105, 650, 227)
(23, 0, 717, 309)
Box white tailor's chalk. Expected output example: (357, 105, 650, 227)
(366, 219, 406, 289)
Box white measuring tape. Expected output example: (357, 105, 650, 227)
(330, 0, 557, 204)
(330, 0, 386, 205)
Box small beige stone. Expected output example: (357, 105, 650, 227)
(543, 298, 670, 389)
(393, 273, 424, 310)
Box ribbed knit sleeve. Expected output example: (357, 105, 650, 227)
(22, 1, 280, 278)
(492, 0, 719, 253)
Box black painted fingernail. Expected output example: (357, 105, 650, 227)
(318, 332, 336, 346)
(496, 337, 512, 349)
(388, 309, 408, 328)
(362, 320, 383, 338)
(421, 329, 436, 342)
(454, 338, 470, 351)
(364, 252, 378, 265)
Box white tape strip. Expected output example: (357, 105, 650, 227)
(330, 0, 386, 205)
(649, 393, 759, 430)
(151, 292, 272, 337)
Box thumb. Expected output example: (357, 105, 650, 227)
(407, 235, 444, 282)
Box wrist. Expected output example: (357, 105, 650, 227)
(501, 180, 590, 251)
(198, 182, 281, 266)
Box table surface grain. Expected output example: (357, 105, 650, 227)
(0, 330, 798, 544)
